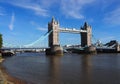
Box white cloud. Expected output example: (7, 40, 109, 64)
(103, 7, 120, 25)
(37, 27, 47, 31)
(61, 0, 95, 19)
(30, 21, 38, 26)
(15, 3, 48, 17)
(0, 0, 48, 17)
(0, 0, 96, 19)
(9, 12, 15, 31)
(39, 0, 58, 8)
(30, 21, 47, 31)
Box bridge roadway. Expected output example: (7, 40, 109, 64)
(1, 47, 48, 53)
(59, 28, 87, 33)
(2, 46, 116, 52)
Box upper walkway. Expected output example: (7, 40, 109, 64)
(59, 28, 87, 34)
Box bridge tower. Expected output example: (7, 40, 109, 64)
(48, 17, 59, 47)
(81, 22, 92, 47)
(46, 17, 63, 55)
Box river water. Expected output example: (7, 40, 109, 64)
(2, 52, 120, 84)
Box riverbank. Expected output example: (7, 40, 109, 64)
(0, 57, 13, 84)
(0, 57, 27, 84)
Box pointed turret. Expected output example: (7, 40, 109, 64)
(84, 22, 88, 26)
(51, 16, 55, 22)
(83, 22, 89, 29)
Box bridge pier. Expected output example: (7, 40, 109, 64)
(46, 45, 63, 55)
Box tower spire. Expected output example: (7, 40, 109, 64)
(51, 16, 55, 22)
(84, 22, 88, 27)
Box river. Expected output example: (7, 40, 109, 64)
(2, 52, 120, 84)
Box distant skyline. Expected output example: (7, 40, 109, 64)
(0, 0, 120, 47)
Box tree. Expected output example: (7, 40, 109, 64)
(0, 34, 3, 48)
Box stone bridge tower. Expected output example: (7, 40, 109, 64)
(48, 17, 59, 47)
(46, 17, 63, 55)
(81, 22, 92, 47)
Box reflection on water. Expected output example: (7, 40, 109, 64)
(81, 54, 92, 84)
(46, 56, 61, 84)
(3, 53, 120, 84)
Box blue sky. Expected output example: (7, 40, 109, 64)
(0, 0, 120, 47)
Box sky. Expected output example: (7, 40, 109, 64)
(0, 0, 120, 47)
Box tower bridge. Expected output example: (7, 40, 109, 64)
(46, 17, 93, 55)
